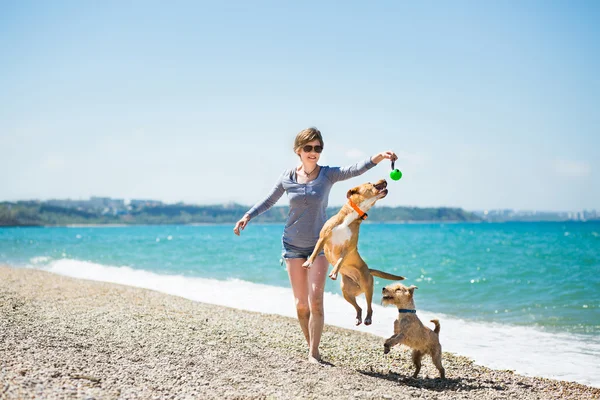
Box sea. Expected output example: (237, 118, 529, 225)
(1, 222, 599, 388)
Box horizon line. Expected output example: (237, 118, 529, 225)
(0, 197, 597, 214)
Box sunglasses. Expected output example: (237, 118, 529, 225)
(302, 145, 323, 154)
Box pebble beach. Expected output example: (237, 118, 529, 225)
(1, 266, 598, 400)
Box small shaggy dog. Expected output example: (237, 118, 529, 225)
(381, 283, 445, 379)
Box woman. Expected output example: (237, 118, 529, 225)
(233, 127, 397, 363)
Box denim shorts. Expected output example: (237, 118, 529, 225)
(282, 241, 325, 259)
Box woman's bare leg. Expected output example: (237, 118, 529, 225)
(286, 258, 310, 345)
(307, 255, 328, 363)
(286, 255, 329, 362)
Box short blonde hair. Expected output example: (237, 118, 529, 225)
(293, 127, 324, 153)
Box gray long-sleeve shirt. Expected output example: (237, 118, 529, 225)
(246, 158, 377, 248)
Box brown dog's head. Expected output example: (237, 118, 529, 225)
(381, 283, 418, 308)
(346, 179, 388, 211)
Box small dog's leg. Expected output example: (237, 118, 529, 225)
(411, 350, 423, 378)
(383, 333, 404, 354)
(431, 346, 445, 379)
(302, 237, 326, 268)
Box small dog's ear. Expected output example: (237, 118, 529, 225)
(408, 285, 418, 295)
(346, 188, 359, 198)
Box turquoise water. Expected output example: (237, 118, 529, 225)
(2, 222, 598, 335)
(3, 222, 600, 386)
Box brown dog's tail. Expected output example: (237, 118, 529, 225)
(369, 269, 405, 281)
(430, 319, 441, 334)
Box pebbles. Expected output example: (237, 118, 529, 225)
(1, 266, 598, 400)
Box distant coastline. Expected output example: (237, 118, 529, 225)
(1, 197, 598, 227)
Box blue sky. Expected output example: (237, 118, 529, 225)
(1, 1, 598, 211)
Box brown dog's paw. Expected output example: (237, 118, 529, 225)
(328, 272, 338, 280)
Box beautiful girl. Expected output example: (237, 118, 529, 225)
(234, 127, 396, 363)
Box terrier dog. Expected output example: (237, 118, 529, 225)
(303, 179, 405, 325)
(381, 283, 445, 379)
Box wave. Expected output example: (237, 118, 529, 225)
(25, 257, 600, 388)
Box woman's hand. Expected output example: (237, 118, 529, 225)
(371, 151, 398, 164)
(233, 215, 251, 236)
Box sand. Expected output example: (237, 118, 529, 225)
(1, 266, 598, 399)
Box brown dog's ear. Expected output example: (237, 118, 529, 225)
(346, 187, 359, 198)
(408, 285, 418, 295)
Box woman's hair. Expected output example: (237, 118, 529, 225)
(293, 127, 324, 153)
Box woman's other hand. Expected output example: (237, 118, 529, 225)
(233, 215, 250, 236)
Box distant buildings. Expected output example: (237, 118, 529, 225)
(40, 197, 171, 216)
(474, 209, 599, 222)
(45, 197, 128, 216)
(568, 210, 600, 221)
(89, 196, 125, 209)
(129, 199, 164, 208)
(6, 196, 599, 223)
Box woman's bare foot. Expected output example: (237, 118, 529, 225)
(308, 352, 321, 364)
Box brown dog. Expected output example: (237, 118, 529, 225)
(382, 283, 445, 379)
(303, 179, 405, 325)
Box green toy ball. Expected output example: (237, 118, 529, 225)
(390, 160, 402, 181)
(390, 169, 402, 181)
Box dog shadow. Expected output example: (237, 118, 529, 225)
(357, 369, 500, 392)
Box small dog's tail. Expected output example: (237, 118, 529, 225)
(369, 269, 405, 281)
(430, 319, 441, 334)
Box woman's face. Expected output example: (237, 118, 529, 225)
(297, 139, 323, 164)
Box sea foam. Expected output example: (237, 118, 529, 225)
(33, 258, 600, 388)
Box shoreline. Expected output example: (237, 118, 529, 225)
(2, 220, 599, 229)
(1, 266, 598, 399)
